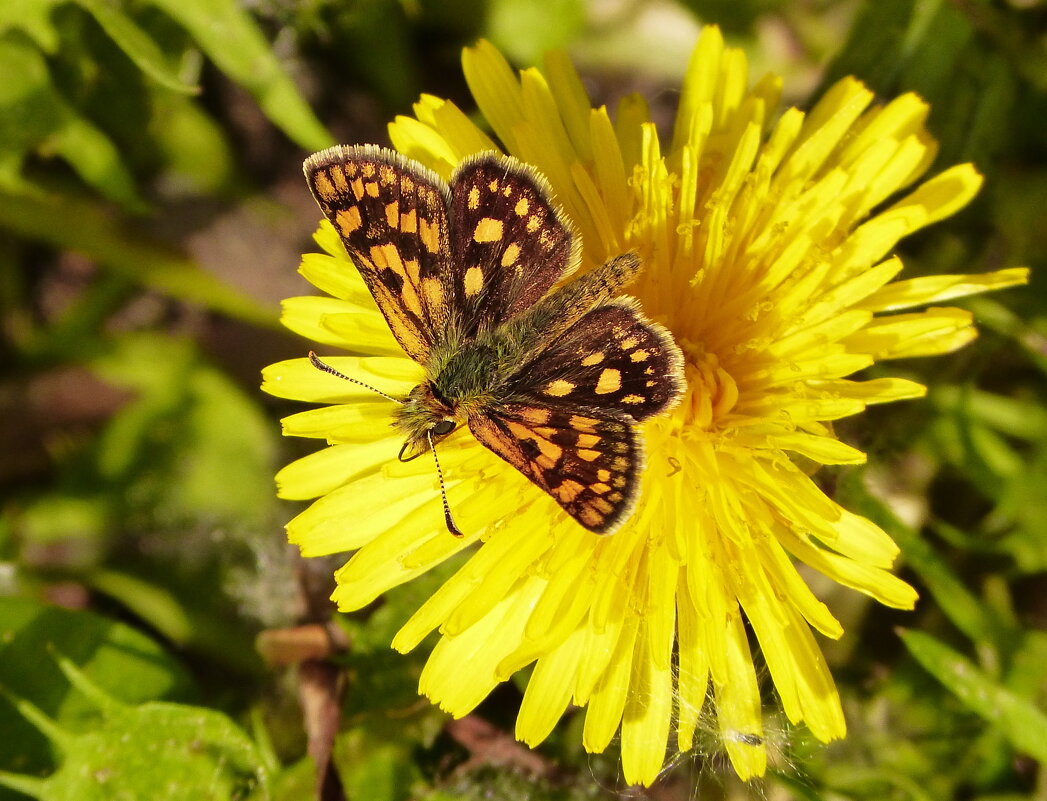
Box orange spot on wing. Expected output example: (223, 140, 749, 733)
(405, 258, 421, 284)
(313, 170, 336, 200)
(473, 217, 504, 243)
(535, 454, 557, 470)
(336, 206, 362, 235)
(556, 480, 585, 502)
(544, 379, 575, 397)
(579, 508, 603, 527)
(330, 165, 348, 191)
(518, 408, 551, 425)
(422, 278, 443, 310)
(500, 243, 520, 266)
(464, 266, 484, 297)
(569, 415, 598, 432)
(419, 217, 442, 254)
(368, 244, 388, 268)
(595, 369, 622, 394)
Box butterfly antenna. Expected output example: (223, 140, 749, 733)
(309, 352, 403, 403)
(427, 429, 463, 538)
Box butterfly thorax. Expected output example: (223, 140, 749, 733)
(391, 254, 649, 459)
(392, 334, 509, 457)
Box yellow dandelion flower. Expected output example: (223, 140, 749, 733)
(263, 27, 1027, 786)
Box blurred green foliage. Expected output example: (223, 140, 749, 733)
(0, 0, 1044, 799)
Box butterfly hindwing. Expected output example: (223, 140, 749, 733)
(447, 154, 579, 336)
(304, 145, 453, 362)
(469, 301, 683, 532)
(505, 299, 685, 421)
(468, 403, 641, 534)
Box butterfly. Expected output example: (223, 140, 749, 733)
(303, 145, 684, 535)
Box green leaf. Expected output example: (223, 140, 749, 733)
(47, 113, 146, 210)
(338, 730, 421, 801)
(147, 0, 333, 151)
(86, 570, 195, 643)
(676, 0, 779, 35)
(821, 0, 938, 90)
(485, 0, 586, 66)
(0, 0, 64, 52)
(88, 333, 278, 525)
(329, 0, 418, 110)
(900, 629, 1047, 764)
(72, 0, 198, 94)
(931, 386, 1047, 441)
(993, 444, 1047, 572)
(839, 473, 1008, 649)
(0, 34, 143, 206)
(0, 656, 269, 800)
(150, 93, 236, 195)
(0, 597, 194, 784)
(1004, 631, 1047, 700)
(819, 0, 1018, 166)
(0, 190, 277, 327)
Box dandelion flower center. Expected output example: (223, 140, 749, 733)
(675, 344, 739, 430)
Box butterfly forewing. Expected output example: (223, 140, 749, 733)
(304, 145, 453, 361)
(468, 404, 640, 534)
(506, 300, 684, 421)
(448, 155, 578, 336)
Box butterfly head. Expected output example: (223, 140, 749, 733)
(393, 382, 460, 461)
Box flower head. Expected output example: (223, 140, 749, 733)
(263, 27, 1026, 785)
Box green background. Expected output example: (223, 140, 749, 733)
(0, 0, 1044, 798)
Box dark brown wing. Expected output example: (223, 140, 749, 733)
(303, 145, 452, 362)
(504, 299, 685, 421)
(468, 300, 684, 533)
(447, 154, 580, 337)
(468, 404, 640, 534)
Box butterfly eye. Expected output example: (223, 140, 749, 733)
(432, 419, 456, 437)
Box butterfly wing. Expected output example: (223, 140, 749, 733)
(304, 145, 453, 362)
(506, 299, 685, 421)
(446, 154, 580, 337)
(469, 300, 685, 533)
(468, 404, 640, 534)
